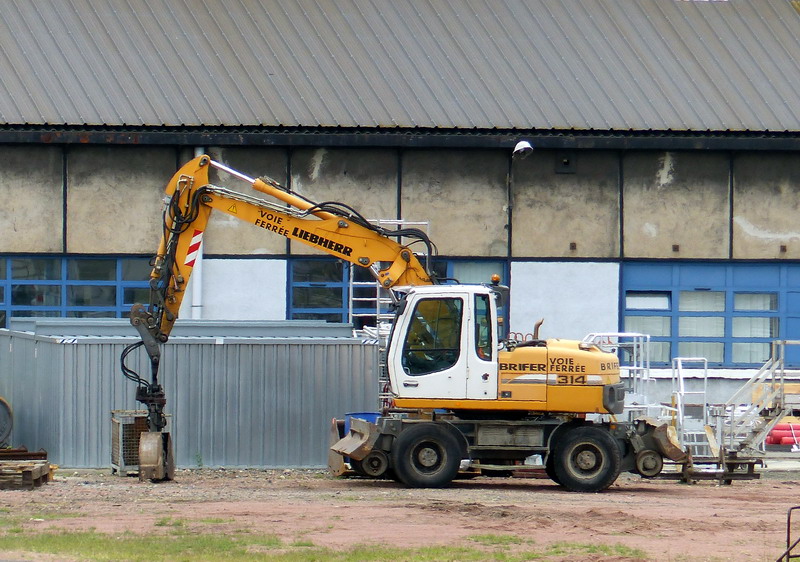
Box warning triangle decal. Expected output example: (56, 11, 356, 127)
(227, 203, 238, 214)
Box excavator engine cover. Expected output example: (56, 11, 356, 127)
(138, 431, 175, 482)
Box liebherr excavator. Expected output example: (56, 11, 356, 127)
(122, 152, 684, 491)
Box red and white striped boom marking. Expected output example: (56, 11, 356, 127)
(184, 230, 204, 267)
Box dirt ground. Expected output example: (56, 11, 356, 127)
(2, 462, 800, 562)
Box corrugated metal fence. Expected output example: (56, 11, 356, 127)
(0, 322, 379, 469)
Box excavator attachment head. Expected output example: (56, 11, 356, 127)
(138, 431, 175, 482)
(330, 417, 380, 464)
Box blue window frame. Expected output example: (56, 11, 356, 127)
(0, 256, 151, 327)
(622, 262, 800, 367)
(288, 257, 508, 328)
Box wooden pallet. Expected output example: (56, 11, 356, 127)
(0, 461, 51, 490)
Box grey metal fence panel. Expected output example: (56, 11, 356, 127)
(0, 328, 379, 469)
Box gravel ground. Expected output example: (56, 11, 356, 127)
(0, 461, 799, 561)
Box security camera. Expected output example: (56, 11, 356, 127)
(513, 140, 533, 159)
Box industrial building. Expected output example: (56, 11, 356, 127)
(2, 0, 800, 444)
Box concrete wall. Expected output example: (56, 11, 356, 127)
(623, 151, 730, 259)
(402, 149, 508, 256)
(5, 144, 800, 261)
(0, 146, 63, 252)
(290, 148, 399, 255)
(67, 146, 177, 253)
(733, 152, 800, 259)
(204, 147, 289, 255)
(512, 150, 619, 258)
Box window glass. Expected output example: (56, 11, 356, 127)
(0, 256, 150, 329)
(678, 342, 724, 362)
(732, 342, 771, 364)
(732, 317, 778, 338)
(124, 287, 151, 305)
(402, 298, 463, 376)
(67, 286, 115, 307)
(67, 259, 115, 281)
(122, 259, 153, 281)
(292, 260, 342, 283)
(625, 292, 670, 310)
(734, 293, 777, 311)
(623, 263, 800, 367)
(292, 287, 343, 309)
(679, 291, 724, 312)
(647, 341, 671, 363)
(68, 311, 115, 319)
(10, 310, 60, 318)
(293, 312, 343, 323)
(11, 258, 60, 280)
(475, 294, 493, 361)
(11, 285, 60, 306)
(678, 316, 724, 337)
(624, 316, 670, 336)
(352, 265, 376, 282)
(452, 261, 503, 284)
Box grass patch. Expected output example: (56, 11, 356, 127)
(469, 533, 527, 546)
(154, 517, 185, 528)
(0, 529, 648, 561)
(543, 541, 646, 558)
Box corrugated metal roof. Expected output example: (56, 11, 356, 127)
(1, 0, 799, 132)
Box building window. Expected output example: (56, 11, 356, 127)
(622, 263, 795, 367)
(288, 257, 508, 328)
(0, 256, 151, 327)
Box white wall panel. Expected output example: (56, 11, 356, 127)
(509, 262, 619, 341)
(180, 259, 287, 321)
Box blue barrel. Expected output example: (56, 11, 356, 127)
(344, 412, 380, 434)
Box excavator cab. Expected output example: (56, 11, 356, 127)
(388, 285, 500, 403)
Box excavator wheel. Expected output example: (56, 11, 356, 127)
(138, 431, 175, 482)
(635, 449, 664, 478)
(391, 423, 461, 488)
(351, 450, 390, 478)
(551, 426, 621, 492)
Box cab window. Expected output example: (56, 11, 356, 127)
(402, 297, 463, 376)
(475, 294, 493, 361)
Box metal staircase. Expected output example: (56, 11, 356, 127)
(671, 357, 714, 459)
(581, 335, 798, 483)
(715, 340, 797, 457)
(580, 332, 659, 421)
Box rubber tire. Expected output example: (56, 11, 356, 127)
(552, 426, 621, 492)
(545, 454, 561, 485)
(351, 450, 390, 478)
(391, 423, 462, 488)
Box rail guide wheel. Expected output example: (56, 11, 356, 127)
(138, 431, 175, 482)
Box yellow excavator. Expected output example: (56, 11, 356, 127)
(123, 152, 683, 491)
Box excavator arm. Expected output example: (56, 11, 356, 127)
(132, 154, 432, 347)
(121, 155, 434, 478)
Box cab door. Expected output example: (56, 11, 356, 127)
(465, 292, 498, 400)
(389, 293, 469, 399)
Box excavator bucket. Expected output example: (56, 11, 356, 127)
(330, 417, 380, 463)
(138, 432, 175, 482)
(651, 421, 688, 463)
(328, 418, 347, 476)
